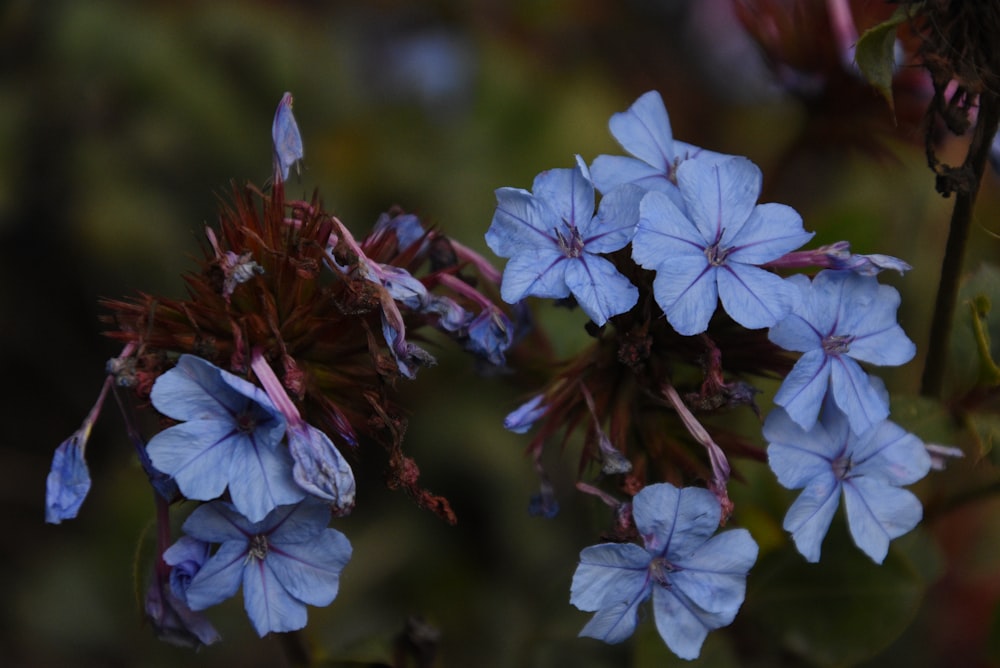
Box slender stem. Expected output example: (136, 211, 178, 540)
(920, 93, 1000, 398)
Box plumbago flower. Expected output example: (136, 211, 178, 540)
(764, 402, 931, 563)
(768, 270, 916, 435)
(491, 89, 940, 659)
(486, 156, 643, 326)
(45, 92, 518, 646)
(633, 156, 814, 335)
(570, 483, 758, 659)
(146, 354, 303, 523)
(590, 89, 724, 203)
(165, 499, 351, 636)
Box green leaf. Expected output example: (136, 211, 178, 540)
(745, 521, 926, 666)
(854, 5, 914, 114)
(967, 411, 1000, 463)
(950, 263, 1000, 392)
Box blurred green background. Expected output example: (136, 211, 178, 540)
(3, 0, 999, 666)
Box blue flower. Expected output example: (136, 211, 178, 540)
(768, 270, 916, 434)
(146, 355, 304, 522)
(272, 92, 303, 181)
(570, 483, 758, 660)
(44, 430, 92, 524)
(590, 90, 724, 204)
(175, 499, 352, 637)
(163, 536, 211, 601)
(632, 156, 813, 335)
(764, 405, 931, 563)
(144, 560, 220, 649)
(286, 423, 356, 514)
(503, 394, 547, 434)
(486, 157, 643, 326)
(464, 306, 514, 366)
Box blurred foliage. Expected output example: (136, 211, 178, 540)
(3, 0, 999, 666)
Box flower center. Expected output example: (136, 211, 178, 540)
(649, 556, 680, 587)
(822, 334, 854, 355)
(704, 241, 732, 267)
(667, 157, 683, 185)
(247, 534, 269, 562)
(236, 409, 258, 434)
(555, 224, 585, 258)
(832, 454, 855, 480)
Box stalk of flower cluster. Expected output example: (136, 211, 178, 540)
(921, 94, 1000, 398)
(661, 383, 733, 521)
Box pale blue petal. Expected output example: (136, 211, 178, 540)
(848, 324, 916, 366)
(181, 501, 254, 543)
(486, 187, 556, 257)
(672, 141, 727, 166)
(767, 276, 821, 352)
(184, 540, 247, 610)
(498, 247, 569, 303)
(381, 266, 429, 310)
(632, 190, 706, 269)
(728, 203, 813, 264)
(829, 359, 888, 435)
(564, 255, 638, 326)
(836, 275, 899, 334)
(718, 265, 800, 330)
(147, 421, 235, 502)
(773, 350, 832, 431)
(227, 433, 304, 523)
(287, 424, 356, 511)
(676, 157, 761, 245)
(651, 257, 718, 336)
(783, 478, 841, 562)
(843, 479, 923, 564)
(272, 92, 303, 181)
(243, 559, 307, 636)
(268, 528, 352, 607)
(851, 421, 932, 486)
(650, 587, 716, 660)
(633, 484, 720, 557)
(503, 395, 547, 434)
(578, 597, 646, 644)
(264, 499, 331, 543)
(765, 413, 839, 490)
(796, 271, 841, 334)
(531, 164, 594, 229)
(150, 355, 246, 421)
(608, 90, 674, 171)
(45, 435, 91, 524)
(669, 529, 757, 615)
(590, 155, 677, 196)
(763, 408, 841, 471)
(584, 184, 643, 252)
(570, 543, 651, 611)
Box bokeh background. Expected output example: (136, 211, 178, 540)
(2, 1, 999, 666)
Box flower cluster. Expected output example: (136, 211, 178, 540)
(491, 90, 936, 658)
(44, 93, 515, 644)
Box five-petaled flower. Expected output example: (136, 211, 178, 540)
(169, 499, 352, 637)
(486, 156, 643, 326)
(570, 483, 758, 660)
(768, 270, 916, 435)
(146, 355, 304, 523)
(632, 156, 813, 335)
(764, 403, 931, 563)
(590, 90, 724, 204)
